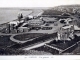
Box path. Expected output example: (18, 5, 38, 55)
(44, 44, 63, 52)
(10, 34, 43, 44)
(23, 38, 54, 50)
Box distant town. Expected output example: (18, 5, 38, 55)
(0, 5, 80, 55)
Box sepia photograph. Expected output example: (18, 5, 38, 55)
(0, 0, 80, 57)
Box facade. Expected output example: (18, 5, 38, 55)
(59, 18, 72, 24)
(41, 24, 53, 30)
(9, 21, 20, 26)
(28, 19, 44, 26)
(43, 17, 57, 24)
(21, 23, 28, 27)
(57, 25, 74, 40)
(18, 27, 30, 32)
(5, 24, 10, 33)
(28, 19, 44, 30)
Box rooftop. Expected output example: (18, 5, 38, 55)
(62, 25, 73, 29)
(43, 17, 57, 21)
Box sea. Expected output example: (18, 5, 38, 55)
(0, 8, 32, 24)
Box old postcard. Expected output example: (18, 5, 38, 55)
(0, 0, 80, 60)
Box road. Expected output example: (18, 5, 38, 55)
(29, 9, 43, 17)
(9, 33, 57, 50)
(10, 34, 44, 44)
(23, 38, 55, 50)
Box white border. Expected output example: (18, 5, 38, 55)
(0, 0, 80, 60)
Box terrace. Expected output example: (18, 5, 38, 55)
(0, 33, 57, 55)
(32, 35, 80, 54)
(13, 33, 44, 41)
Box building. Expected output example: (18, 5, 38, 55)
(18, 27, 30, 33)
(20, 23, 28, 27)
(43, 17, 57, 24)
(5, 24, 10, 33)
(9, 21, 20, 26)
(28, 19, 44, 30)
(57, 25, 74, 41)
(59, 18, 72, 24)
(28, 19, 44, 25)
(41, 24, 53, 30)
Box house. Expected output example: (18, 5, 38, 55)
(41, 24, 53, 30)
(74, 25, 80, 31)
(18, 27, 30, 32)
(57, 25, 74, 40)
(28, 19, 44, 25)
(43, 17, 57, 24)
(9, 21, 20, 26)
(25, 15, 34, 20)
(28, 19, 44, 30)
(59, 18, 72, 24)
(21, 23, 28, 27)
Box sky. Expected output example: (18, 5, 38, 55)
(0, 0, 80, 7)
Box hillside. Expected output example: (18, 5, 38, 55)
(42, 9, 63, 15)
(42, 5, 80, 15)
